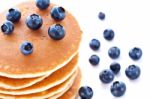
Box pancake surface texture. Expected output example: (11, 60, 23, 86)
(0, 74, 48, 90)
(0, 55, 78, 95)
(0, 68, 79, 98)
(0, 1, 82, 78)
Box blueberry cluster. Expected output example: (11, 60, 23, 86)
(79, 12, 142, 99)
(1, 0, 66, 55)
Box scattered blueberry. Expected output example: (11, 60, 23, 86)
(36, 0, 50, 10)
(125, 65, 141, 80)
(48, 24, 65, 40)
(98, 12, 105, 20)
(99, 69, 114, 84)
(51, 6, 66, 21)
(89, 55, 100, 66)
(108, 46, 120, 59)
(103, 29, 115, 41)
(20, 41, 33, 55)
(79, 86, 93, 99)
(110, 62, 121, 74)
(111, 81, 126, 97)
(129, 47, 142, 60)
(26, 14, 43, 30)
(6, 8, 21, 23)
(1, 21, 14, 35)
(89, 39, 100, 51)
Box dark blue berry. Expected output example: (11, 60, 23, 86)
(1, 21, 14, 35)
(89, 55, 100, 66)
(36, 0, 50, 10)
(48, 24, 65, 40)
(108, 46, 120, 59)
(98, 12, 105, 20)
(103, 29, 115, 41)
(89, 39, 100, 51)
(26, 14, 43, 30)
(6, 8, 21, 23)
(79, 86, 93, 99)
(20, 41, 33, 55)
(99, 69, 114, 84)
(129, 47, 142, 60)
(110, 62, 121, 74)
(125, 65, 141, 80)
(51, 6, 66, 21)
(111, 81, 126, 97)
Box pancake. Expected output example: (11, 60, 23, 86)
(0, 55, 78, 95)
(0, 68, 80, 98)
(0, 54, 78, 90)
(48, 68, 81, 99)
(0, 74, 48, 90)
(0, 1, 82, 78)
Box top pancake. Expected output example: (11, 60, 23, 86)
(0, 1, 82, 78)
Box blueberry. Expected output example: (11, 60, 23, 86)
(6, 8, 21, 23)
(79, 86, 93, 99)
(26, 14, 43, 30)
(110, 62, 121, 74)
(1, 21, 14, 35)
(111, 81, 126, 97)
(20, 41, 33, 55)
(36, 0, 50, 10)
(99, 69, 114, 84)
(125, 65, 141, 80)
(89, 39, 100, 51)
(51, 6, 66, 21)
(48, 24, 65, 40)
(103, 29, 115, 41)
(89, 55, 100, 66)
(129, 47, 142, 60)
(108, 46, 120, 59)
(98, 12, 105, 20)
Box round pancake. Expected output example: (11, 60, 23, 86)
(0, 55, 78, 95)
(0, 68, 80, 98)
(0, 74, 48, 90)
(0, 1, 82, 78)
(48, 68, 81, 99)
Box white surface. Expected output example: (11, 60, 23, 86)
(0, 0, 149, 98)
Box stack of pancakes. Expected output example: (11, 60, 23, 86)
(0, 1, 82, 99)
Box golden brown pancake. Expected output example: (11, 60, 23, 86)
(0, 54, 78, 90)
(0, 74, 48, 90)
(0, 1, 82, 78)
(0, 68, 80, 98)
(0, 55, 78, 95)
(48, 68, 81, 99)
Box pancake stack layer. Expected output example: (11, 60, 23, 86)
(0, 1, 82, 99)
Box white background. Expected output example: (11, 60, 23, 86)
(0, 0, 150, 99)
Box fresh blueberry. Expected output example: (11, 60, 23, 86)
(1, 21, 14, 35)
(26, 14, 43, 30)
(20, 41, 33, 55)
(51, 6, 66, 21)
(129, 47, 142, 60)
(110, 62, 121, 74)
(111, 81, 126, 97)
(79, 86, 93, 99)
(103, 29, 115, 41)
(89, 55, 100, 66)
(89, 39, 100, 51)
(48, 24, 65, 40)
(125, 65, 141, 80)
(108, 46, 120, 59)
(99, 69, 114, 84)
(98, 12, 105, 20)
(36, 0, 50, 10)
(6, 8, 21, 23)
